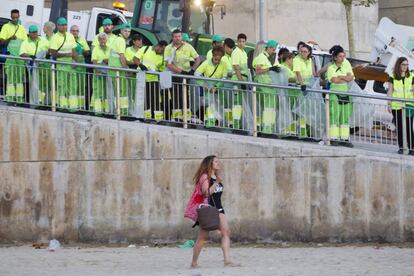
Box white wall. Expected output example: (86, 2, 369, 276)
(212, 0, 379, 59)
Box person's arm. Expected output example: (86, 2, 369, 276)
(387, 82, 393, 112)
(72, 48, 79, 63)
(330, 75, 347, 84)
(295, 71, 304, 85)
(119, 53, 127, 68)
(340, 73, 354, 82)
(167, 63, 184, 74)
(49, 49, 73, 58)
(192, 56, 201, 71)
(201, 178, 217, 198)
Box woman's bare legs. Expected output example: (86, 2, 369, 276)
(191, 228, 209, 268)
(219, 213, 238, 266)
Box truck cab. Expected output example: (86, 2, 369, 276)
(130, 0, 214, 53)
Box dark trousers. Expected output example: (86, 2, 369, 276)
(392, 109, 414, 150)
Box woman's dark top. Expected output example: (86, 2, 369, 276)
(208, 176, 224, 214)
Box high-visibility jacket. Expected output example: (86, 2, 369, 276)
(0, 22, 27, 56)
(135, 45, 165, 82)
(108, 35, 126, 68)
(125, 46, 139, 63)
(91, 45, 110, 64)
(280, 62, 296, 82)
(75, 36, 90, 63)
(19, 37, 49, 58)
(49, 32, 77, 62)
(327, 61, 354, 92)
(252, 50, 277, 84)
(164, 42, 198, 72)
(293, 55, 313, 84)
(390, 73, 414, 110)
(231, 46, 248, 77)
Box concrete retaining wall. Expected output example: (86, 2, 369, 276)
(1, 105, 414, 243)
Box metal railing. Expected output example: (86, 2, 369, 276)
(1, 54, 414, 154)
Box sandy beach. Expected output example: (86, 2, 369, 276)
(1, 244, 414, 276)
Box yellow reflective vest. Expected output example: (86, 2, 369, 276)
(390, 73, 414, 110)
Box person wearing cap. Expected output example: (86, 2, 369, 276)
(20, 25, 50, 104)
(125, 34, 143, 109)
(134, 40, 168, 120)
(108, 23, 131, 116)
(70, 25, 90, 109)
(0, 9, 27, 102)
(49, 17, 79, 109)
(252, 39, 280, 134)
(92, 18, 116, 50)
(195, 45, 228, 127)
(230, 33, 249, 129)
(206, 35, 224, 60)
(182, 33, 190, 43)
(91, 33, 110, 114)
(164, 29, 201, 121)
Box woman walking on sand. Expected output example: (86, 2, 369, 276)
(184, 155, 238, 268)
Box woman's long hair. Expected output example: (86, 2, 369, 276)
(193, 155, 216, 184)
(393, 57, 410, 80)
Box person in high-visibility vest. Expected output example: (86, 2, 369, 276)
(387, 56, 414, 155)
(231, 33, 249, 129)
(19, 25, 49, 104)
(91, 33, 110, 114)
(49, 17, 78, 109)
(280, 51, 304, 135)
(0, 9, 27, 102)
(135, 40, 168, 120)
(195, 45, 228, 127)
(108, 23, 131, 116)
(293, 43, 316, 137)
(326, 45, 354, 145)
(125, 34, 143, 107)
(91, 18, 116, 51)
(252, 40, 281, 134)
(165, 29, 201, 121)
(70, 25, 90, 109)
(206, 35, 224, 61)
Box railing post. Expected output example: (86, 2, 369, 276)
(252, 85, 257, 137)
(51, 63, 56, 112)
(402, 106, 407, 153)
(325, 94, 330, 145)
(116, 70, 121, 120)
(183, 78, 188, 129)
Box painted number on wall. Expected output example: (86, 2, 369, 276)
(144, 0, 153, 10)
(72, 15, 81, 20)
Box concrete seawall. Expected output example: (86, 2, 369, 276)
(0, 105, 413, 243)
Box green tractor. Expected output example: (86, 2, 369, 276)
(126, 0, 254, 56)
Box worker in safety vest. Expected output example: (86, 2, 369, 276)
(135, 40, 168, 120)
(231, 33, 249, 129)
(108, 23, 131, 116)
(19, 25, 49, 104)
(252, 40, 281, 134)
(92, 18, 116, 50)
(279, 51, 303, 135)
(206, 35, 224, 60)
(164, 29, 201, 121)
(91, 33, 110, 114)
(293, 43, 316, 137)
(125, 34, 143, 107)
(49, 17, 79, 109)
(326, 45, 354, 146)
(70, 25, 90, 109)
(387, 56, 414, 155)
(0, 9, 27, 102)
(195, 45, 228, 127)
